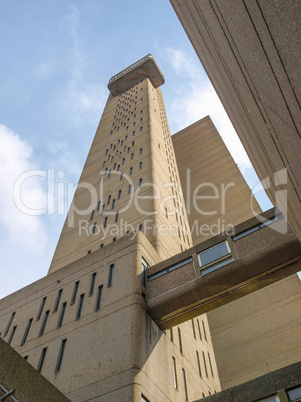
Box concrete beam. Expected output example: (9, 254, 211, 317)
(146, 209, 301, 329)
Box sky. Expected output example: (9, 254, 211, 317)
(0, 0, 273, 299)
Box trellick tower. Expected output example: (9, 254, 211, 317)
(0, 55, 220, 401)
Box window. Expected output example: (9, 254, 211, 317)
(138, 223, 143, 231)
(37, 298, 46, 321)
(140, 148, 143, 155)
(115, 210, 119, 222)
(92, 222, 97, 234)
(131, 153, 134, 160)
(8, 326, 17, 345)
(208, 353, 214, 377)
(108, 264, 114, 287)
(55, 339, 67, 373)
(57, 302, 67, 328)
(287, 385, 301, 401)
(37, 347, 47, 373)
(39, 310, 50, 336)
(129, 184, 132, 194)
(89, 273, 97, 296)
(112, 237, 116, 242)
(139, 178, 142, 187)
(99, 174, 103, 182)
(182, 368, 188, 401)
(191, 318, 196, 339)
(130, 167, 133, 175)
(4, 312, 15, 336)
(140, 162, 142, 169)
(170, 328, 174, 342)
(120, 172, 123, 180)
(178, 328, 183, 354)
(118, 190, 121, 199)
(122, 158, 125, 165)
(172, 357, 178, 389)
(71, 281, 79, 304)
(141, 395, 150, 402)
(104, 217, 108, 228)
(196, 351, 202, 378)
(112, 199, 115, 209)
(76, 294, 85, 320)
(198, 241, 233, 276)
(133, 131, 135, 136)
(21, 318, 33, 346)
(132, 141, 134, 146)
(127, 147, 130, 153)
(202, 351, 208, 378)
(101, 205, 105, 215)
(202, 320, 207, 341)
(197, 319, 202, 340)
(96, 285, 103, 310)
(140, 126, 143, 132)
(54, 289, 63, 312)
(97, 201, 101, 211)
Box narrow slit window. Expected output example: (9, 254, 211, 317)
(96, 285, 103, 310)
(140, 162, 142, 169)
(178, 328, 183, 355)
(37, 298, 46, 321)
(55, 339, 67, 373)
(202, 351, 208, 378)
(131, 153, 134, 160)
(57, 302, 67, 328)
(8, 325, 17, 345)
(191, 319, 196, 340)
(115, 210, 119, 222)
(108, 264, 114, 287)
(196, 351, 202, 378)
(208, 353, 214, 377)
(129, 184, 132, 194)
(37, 347, 47, 373)
(39, 310, 50, 336)
(139, 178, 142, 187)
(130, 167, 133, 175)
(140, 148, 143, 155)
(89, 273, 97, 296)
(71, 281, 79, 304)
(4, 312, 15, 336)
(97, 201, 101, 211)
(172, 356, 178, 389)
(90, 210, 95, 220)
(197, 319, 202, 340)
(53, 289, 63, 313)
(76, 294, 85, 320)
(118, 190, 121, 199)
(112, 199, 115, 209)
(202, 320, 207, 341)
(182, 368, 188, 401)
(21, 318, 33, 346)
(104, 217, 108, 228)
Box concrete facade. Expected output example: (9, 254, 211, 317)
(170, 0, 301, 244)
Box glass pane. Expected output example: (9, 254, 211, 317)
(288, 386, 301, 401)
(201, 257, 234, 276)
(198, 242, 230, 266)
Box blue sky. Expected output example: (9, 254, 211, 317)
(0, 0, 272, 299)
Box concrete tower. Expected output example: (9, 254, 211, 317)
(0, 55, 220, 401)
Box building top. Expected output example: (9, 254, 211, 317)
(108, 54, 165, 96)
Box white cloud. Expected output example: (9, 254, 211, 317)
(0, 125, 47, 253)
(161, 47, 253, 172)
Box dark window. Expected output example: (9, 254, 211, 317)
(76, 294, 85, 320)
(140, 162, 142, 169)
(96, 285, 103, 310)
(140, 148, 143, 155)
(104, 217, 108, 228)
(139, 178, 142, 187)
(196, 351, 202, 378)
(37, 298, 46, 321)
(21, 318, 33, 346)
(131, 153, 134, 160)
(4, 312, 15, 336)
(115, 210, 119, 222)
(89, 273, 97, 296)
(170, 328, 174, 342)
(39, 310, 50, 336)
(202, 351, 208, 378)
(112, 199, 115, 209)
(55, 339, 67, 373)
(57, 302, 67, 328)
(8, 325, 17, 345)
(130, 167, 133, 175)
(178, 328, 183, 355)
(120, 172, 123, 180)
(108, 264, 114, 287)
(197, 319, 202, 340)
(101, 205, 105, 215)
(182, 368, 188, 401)
(202, 320, 207, 341)
(192, 319, 196, 339)
(37, 347, 47, 373)
(172, 356, 178, 389)
(90, 210, 95, 220)
(92, 223, 97, 234)
(71, 281, 79, 304)
(138, 223, 143, 231)
(118, 190, 121, 199)
(97, 201, 101, 211)
(208, 353, 214, 377)
(54, 289, 63, 313)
